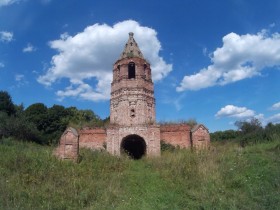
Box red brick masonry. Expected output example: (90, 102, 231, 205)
(79, 127, 106, 150)
(55, 124, 210, 161)
(54, 127, 79, 161)
(54, 33, 210, 161)
(160, 124, 192, 148)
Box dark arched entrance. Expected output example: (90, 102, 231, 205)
(121, 135, 146, 159)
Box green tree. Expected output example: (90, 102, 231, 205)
(264, 122, 280, 141)
(0, 91, 15, 116)
(14, 103, 24, 117)
(103, 116, 110, 127)
(66, 107, 102, 128)
(45, 105, 68, 133)
(24, 103, 48, 131)
(0, 112, 9, 138)
(210, 129, 239, 141)
(235, 118, 264, 146)
(43, 105, 69, 144)
(0, 111, 42, 143)
(235, 118, 263, 134)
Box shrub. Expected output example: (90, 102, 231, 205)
(0, 111, 43, 143)
(160, 140, 177, 152)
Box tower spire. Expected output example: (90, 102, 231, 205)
(120, 32, 144, 59)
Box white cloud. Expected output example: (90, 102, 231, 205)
(266, 113, 280, 124)
(0, 62, 4, 68)
(15, 74, 24, 81)
(23, 43, 37, 53)
(177, 30, 280, 91)
(216, 104, 280, 126)
(270, 101, 280, 110)
(215, 105, 256, 119)
(0, 31, 13, 42)
(14, 74, 28, 87)
(0, 0, 18, 7)
(38, 20, 172, 101)
(0, 0, 22, 7)
(161, 92, 186, 111)
(202, 47, 208, 56)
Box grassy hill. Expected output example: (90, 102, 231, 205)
(0, 138, 279, 210)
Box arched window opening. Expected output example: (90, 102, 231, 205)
(128, 62, 135, 79)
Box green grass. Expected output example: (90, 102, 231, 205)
(0, 138, 279, 210)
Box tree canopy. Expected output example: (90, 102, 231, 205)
(211, 117, 280, 146)
(0, 91, 15, 116)
(0, 90, 107, 145)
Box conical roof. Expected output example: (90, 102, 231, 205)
(120, 32, 144, 59)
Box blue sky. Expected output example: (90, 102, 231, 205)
(1, 0, 280, 132)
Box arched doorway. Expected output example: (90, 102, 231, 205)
(121, 135, 146, 159)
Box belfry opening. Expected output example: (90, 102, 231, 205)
(121, 135, 146, 159)
(128, 62, 135, 79)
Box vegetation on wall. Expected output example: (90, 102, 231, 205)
(160, 140, 177, 152)
(158, 118, 198, 128)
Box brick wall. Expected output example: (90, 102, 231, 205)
(79, 127, 106, 150)
(54, 127, 79, 161)
(106, 124, 161, 157)
(191, 125, 210, 149)
(160, 124, 192, 148)
(110, 56, 156, 127)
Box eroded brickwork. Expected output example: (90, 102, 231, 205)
(110, 58, 155, 126)
(107, 32, 161, 157)
(79, 128, 106, 150)
(191, 125, 210, 149)
(55, 32, 210, 160)
(160, 124, 192, 148)
(107, 125, 160, 157)
(54, 127, 79, 161)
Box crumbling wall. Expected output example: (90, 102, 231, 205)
(54, 127, 79, 161)
(54, 123, 211, 162)
(160, 124, 192, 148)
(191, 124, 210, 149)
(106, 124, 161, 157)
(79, 127, 106, 150)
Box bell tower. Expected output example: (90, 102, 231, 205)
(110, 32, 156, 126)
(107, 32, 160, 158)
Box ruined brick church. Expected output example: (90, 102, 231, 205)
(55, 33, 210, 160)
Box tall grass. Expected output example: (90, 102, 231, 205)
(0, 137, 279, 209)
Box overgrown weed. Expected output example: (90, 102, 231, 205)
(0, 138, 279, 209)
